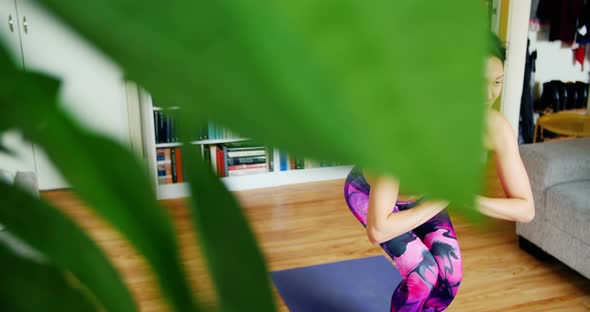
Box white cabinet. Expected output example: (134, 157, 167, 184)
(0, 0, 23, 67)
(17, 0, 129, 143)
(0, 0, 36, 175)
(1, 0, 130, 190)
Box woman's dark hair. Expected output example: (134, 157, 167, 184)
(489, 32, 506, 63)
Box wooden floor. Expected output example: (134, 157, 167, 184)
(43, 179, 590, 312)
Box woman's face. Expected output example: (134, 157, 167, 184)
(486, 56, 504, 108)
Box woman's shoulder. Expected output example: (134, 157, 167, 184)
(488, 110, 513, 133)
(487, 110, 517, 151)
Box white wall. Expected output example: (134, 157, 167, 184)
(529, 29, 590, 97)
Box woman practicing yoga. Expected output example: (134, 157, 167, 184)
(343, 34, 535, 312)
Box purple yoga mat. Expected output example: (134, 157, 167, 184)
(271, 255, 402, 312)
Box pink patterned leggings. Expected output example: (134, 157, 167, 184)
(344, 167, 463, 312)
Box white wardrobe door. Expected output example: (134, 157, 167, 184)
(17, 0, 130, 190)
(0, 0, 37, 176)
(0, 0, 23, 67)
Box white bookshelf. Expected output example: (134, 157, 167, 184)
(153, 106, 180, 111)
(155, 138, 250, 148)
(139, 91, 352, 200)
(192, 138, 249, 145)
(155, 142, 183, 148)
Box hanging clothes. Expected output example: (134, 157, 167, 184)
(576, 2, 590, 44)
(529, 0, 542, 32)
(574, 2, 590, 69)
(519, 40, 537, 144)
(574, 45, 586, 70)
(537, 0, 585, 43)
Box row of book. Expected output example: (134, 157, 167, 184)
(153, 111, 179, 144)
(204, 143, 270, 177)
(154, 110, 243, 144)
(157, 147, 184, 185)
(278, 154, 342, 171)
(156, 145, 343, 184)
(196, 124, 242, 141)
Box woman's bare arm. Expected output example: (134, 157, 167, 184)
(477, 112, 535, 223)
(364, 173, 449, 244)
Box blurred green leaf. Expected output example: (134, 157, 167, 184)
(0, 181, 136, 312)
(0, 236, 99, 312)
(180, 125, 276, 312)
(39, 0, 486, 210)
(0, 143, 14, 156)
(1, 0, 490, 310)
(0, 47, 200, 311)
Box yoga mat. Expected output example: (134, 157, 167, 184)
(271, 255, 402, 312)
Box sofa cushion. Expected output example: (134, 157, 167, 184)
(519, 138, 590, 215)
(541, 219, 590, 279)
(520, 138, 590, 190)
(545, 180, 590, 243)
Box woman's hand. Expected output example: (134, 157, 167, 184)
(475, 195, 488, 214)
(476, 194, 534, 222)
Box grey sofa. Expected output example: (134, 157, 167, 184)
(517, 138, 590, 279)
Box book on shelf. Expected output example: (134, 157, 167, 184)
(207, 123, 214, 140)
(166, 114, 171, 143)
(209, 145, 218, 173)
(227, 155, 266, 166)
(156, 148, 172, 184)
(228, 163, 268, 170)
(295, 157, 304, 170)
(154, 110, 178, 144)
(304, 158, 321, 169)
(195, 122, 241, 141)
(268, 151, 274, 172)
(201, 143, 270, 177)
(156, 147, 184, 184)
(158, 112, 164, 143)
(175, 147, 184, 182)
(277, 153, 342, 171)
(154, 111, 159, 144)
(227, 150, 266, 158)
(279, 152, 288, 171)
(217, 146, 226, 177)
(171, 148, 177, 182)
(222, 145, 229, 176)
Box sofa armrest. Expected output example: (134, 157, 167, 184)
(519, 138, 590, 192)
